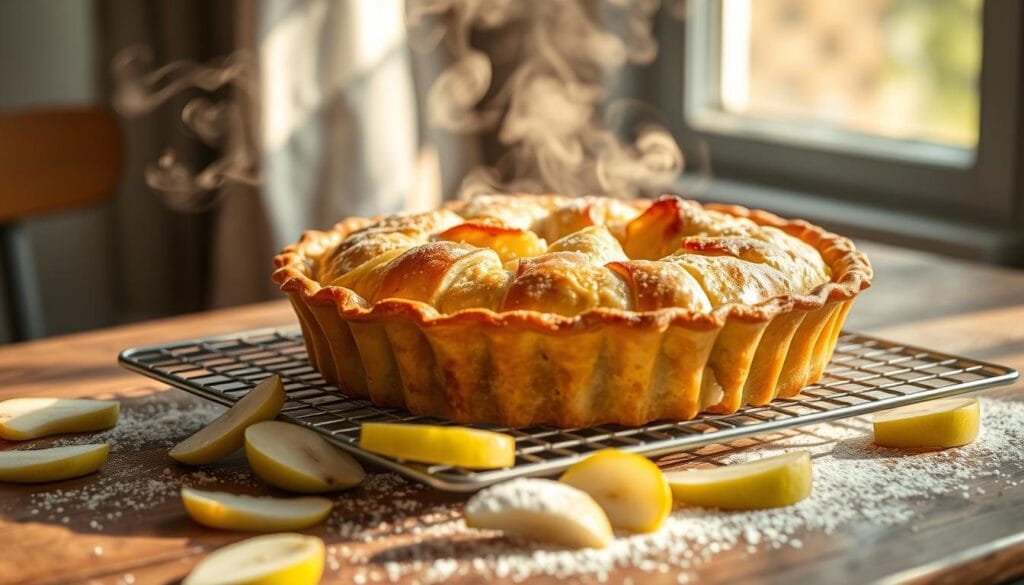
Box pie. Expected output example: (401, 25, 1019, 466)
(273, 194, 871, 427)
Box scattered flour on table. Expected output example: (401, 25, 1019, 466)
(52, 396, 224, 453)
(7, 396, 1024, 583)
(321, 397, 1024, 584)
(17, 397, 254, 526)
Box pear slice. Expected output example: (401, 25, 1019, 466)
(559, 449, 672, 533)
(873, 397, 980, 448)
(0, 398, 119, 441)
(170, 375, 286, 466)
(359, 422, 515, 469)
(245, 421, 365, 493)
(183, 533, 325, 585)
(666, 451, 812, 510)
(181, 487, 333, 532)
(464, 478, 613, 549)
(0, 444, 109, 483)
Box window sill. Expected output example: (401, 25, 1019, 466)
(675, 176, 1024, 267)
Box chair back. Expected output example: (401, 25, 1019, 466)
(0, 107, 121, 221)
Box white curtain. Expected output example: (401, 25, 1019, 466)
(255, 0, 421, 246)
(99, 0, 446, 313)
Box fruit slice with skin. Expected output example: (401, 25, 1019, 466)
(0, 398, 119, 441)
(169, 375, 285, 466)
(464, 478, 613, 548)
(438, 221, 547, 263)
(0, 444, 110, 483)
(623, 197, 684, 259)
(181, 487, 332, 532)
(245, 420, 365, 493)
(559, 449, 672, 533)
(359, 423, 515, 469)
(183, 533, 325, 585)
(873, 397, 980, 448)
(666, 451, 812, 510)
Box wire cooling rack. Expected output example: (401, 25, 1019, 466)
(119, 328, 1018, 491)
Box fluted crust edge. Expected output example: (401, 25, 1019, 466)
(272, 198, 871, 427)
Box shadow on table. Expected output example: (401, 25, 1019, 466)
(829, 435, 950, 461)
(369, 533, 551, 565)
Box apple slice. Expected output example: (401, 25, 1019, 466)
(184, 533, 325, 585)
(666, 451, 812, 510)
(181, 487, 333, 532)
(873, 397, 980, 448)
(245, 421, 365, 493)
(559, 449, 672, 533)
(464, 478, 613, 549)
(0, 444, 109, 483)
(169, 375, 286, 466)
(0, 398, 119, 441)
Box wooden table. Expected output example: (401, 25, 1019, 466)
(1, 242, 1022, 585)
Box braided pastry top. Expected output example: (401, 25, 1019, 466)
(316, 195, 831, 317)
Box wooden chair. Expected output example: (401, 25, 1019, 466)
(0, 107, 122, 340)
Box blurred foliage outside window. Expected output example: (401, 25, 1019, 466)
(718, 0, 981, 147)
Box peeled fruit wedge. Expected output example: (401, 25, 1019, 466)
(0, 398, 119, 441)
(559, 449, 671, 533)
(181, 487, 332, 532)
(359, 423, 515, 469)
(183, 533, 325, 585)
(170, 375, 285, 465)
(245, 421, 365, 493)
(465, 478, 613, 549)
(0, 444, 110, 483)
(666, 451, 812, 510)
(873, 397, 980, 449)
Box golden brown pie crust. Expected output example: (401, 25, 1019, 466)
(273, 195, 871, 428)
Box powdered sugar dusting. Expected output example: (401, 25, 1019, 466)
(466, 477, 591, 516)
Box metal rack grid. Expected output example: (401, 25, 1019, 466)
(119, 328, 1019, 492)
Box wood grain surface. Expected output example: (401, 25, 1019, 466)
(0, 242, 1022, 585)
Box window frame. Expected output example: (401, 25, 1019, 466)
(646, 0, 1024, 233)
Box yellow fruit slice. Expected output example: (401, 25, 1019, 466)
(359, 423, 515, 469)
(181, 487, 332, 532)
(0, 398, 119, 441)
(873, 397, 980, 448)
(666, 451, 812, 510)
(245, 421, 365, 493)
(0, 443, 110, 483)
(465, 478, 613, 548)
(559, 449, 671, 533)
(170, 375, 286, 466)
(183, 533, 325, 585)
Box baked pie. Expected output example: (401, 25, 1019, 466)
(273, 194, 871, 427)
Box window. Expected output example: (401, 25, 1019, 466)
(649, 0, 1023, 261)
(709, 0, 981, 161)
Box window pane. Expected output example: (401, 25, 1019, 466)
(718, 0, 981, 148)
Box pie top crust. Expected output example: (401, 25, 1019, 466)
(274, 194, 871, 330)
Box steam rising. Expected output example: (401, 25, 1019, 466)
(409, 0, 685, 198)
(111, 46, 260, 211)
(111, 1, 688, 212)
